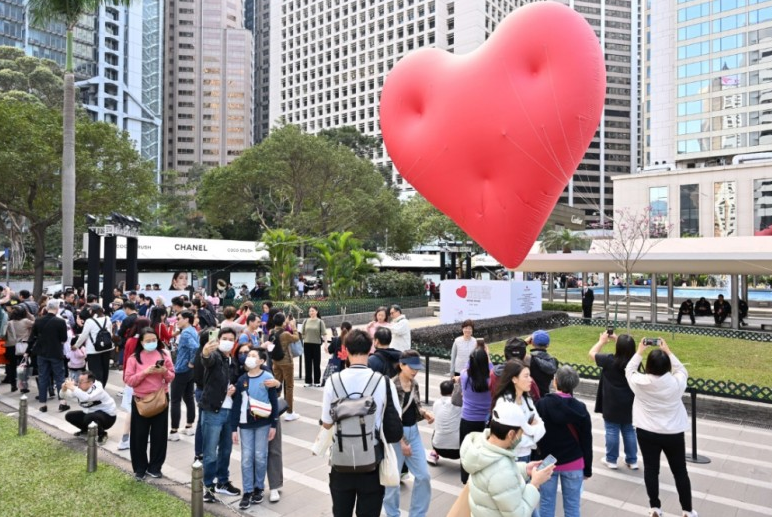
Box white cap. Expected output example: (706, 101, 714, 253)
(491, 398, 528, 428)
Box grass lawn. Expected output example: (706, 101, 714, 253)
(487, 325, 772, 387)
(0, 414, 200, 517)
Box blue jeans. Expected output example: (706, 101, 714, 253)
(384, 425, 432, 517)
(605, 420, 638, 464)
(37, 357, 65, 405)
(517, 454, 540, 517)
(240, 425, 270, 493)
(539, 469, 583, 517)
(194, 389, 203, 458)
(201, 409, 233, 487)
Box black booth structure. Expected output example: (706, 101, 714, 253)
(85, 213, 141, 310)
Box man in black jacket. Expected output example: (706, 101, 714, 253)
(200, 328, 241, 503)
(528, 330, 559, 397)
(367, 327, 400, 378)
(581, 286, 594, 319)
(30, 299, 69, 412)
(677, 299, 695, 325)
(713, 295, 731, 326)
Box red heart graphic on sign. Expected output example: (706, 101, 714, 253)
(456, 286, 467, 299)
(380, 2, 605, 269)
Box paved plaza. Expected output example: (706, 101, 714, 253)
(1, 318, 771, 517)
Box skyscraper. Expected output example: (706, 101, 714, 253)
(269, 0, 636, 227)
(245, 0, 271, 143)
(162, 0, 254, 178)
(643, 0, 772, 168)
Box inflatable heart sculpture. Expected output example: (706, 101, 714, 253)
(380, 2, 606, 269)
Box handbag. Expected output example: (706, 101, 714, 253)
(290, 339, 304, 358)
(8, 323, 28, 356)
(134, 387, 168, 418)
(381, 377, 404, 443)
(249, 396, 272, 418)
(378, 427, 400, 487)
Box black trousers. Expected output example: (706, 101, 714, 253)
(65, 410, 117, 437)
(4, 346, 17, 385)
(130, 396, 169, 476)
(637, 428, 693, 512)
(714, 312, 728, 325)
(304, 342, 322, 384)
(459, 418, 487, 484)
(87, 353, 111, 387)
(329, 469, 384, 517)
(582, 303, 592, 318)
(170, 369, 195, 429)
(677, 313, 695, 325)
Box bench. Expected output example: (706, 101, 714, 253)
(762, 324, 772, 331)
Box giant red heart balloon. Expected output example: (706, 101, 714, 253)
(380, 2, 606, 269)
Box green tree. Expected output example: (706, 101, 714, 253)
(542, 228, 587, 253)
(262, 229, 300, 300)
(28, 0, 131, 287)
(150, 166, 222, 238)
(0, 97, 156, 295)
(318, 125, 381, 160)
(312, 231, 378, 299)
(396, 194, 471, 249)
(198, 124, 400, 240)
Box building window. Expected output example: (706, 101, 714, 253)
(649, 186, 669, 237)
(714, 181, 737, 237)
(753, 179, 772, 234)
(680, 184, 700, 237)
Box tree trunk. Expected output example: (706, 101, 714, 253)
(61, 34, 76, 288)
(32, 223, 47, 298)
(625, 273, 632, 332)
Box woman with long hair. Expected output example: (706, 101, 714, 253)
(589, 331, 638, 470)
(124, 326, 175, 480)
(365, 306, 390, 337)
(459, 346, 493, 484)
(301, 306, 326, 387)
(5, 306, 35, 392)
(116, 316, 151, 451)
(626, 339, 696, 517)
(491, 359, 546, 463)
(149, 306, 172, 347)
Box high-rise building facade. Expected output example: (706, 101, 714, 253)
(162, 0, 254, 177)
(644, 0, 772, 168)
(245, 0, 271, 143)
(269, 0, 636, 227)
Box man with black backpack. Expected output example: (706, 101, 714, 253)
(73, 304, 114, 387)
(320, 329, 400, 517)
(367, 327, 400, 379)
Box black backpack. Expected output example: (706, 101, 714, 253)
(373, 349, 399, 378)
(198, 308, 217, 330)
(270, 329, 286, 362)
(91, 318, 113, 353)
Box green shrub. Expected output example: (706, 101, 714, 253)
(542, 302, 583, 312)
(365, 271, 426, 298)
(412, 311, 569, 358)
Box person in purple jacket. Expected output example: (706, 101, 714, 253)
(458, 346, 493, 484)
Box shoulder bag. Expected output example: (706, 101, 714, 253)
(134, 386, 168, 418)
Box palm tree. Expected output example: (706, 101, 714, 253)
(542, 228, 587, 254)
(313, 232, 378, 298)
(28, 0, 129, 287)
(262, 229, 300, 300)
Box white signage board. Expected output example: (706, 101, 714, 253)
(439, 280, 542, 324)
(82, 234, 268, 262)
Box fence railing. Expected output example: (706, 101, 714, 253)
(236, 295, 429, 318)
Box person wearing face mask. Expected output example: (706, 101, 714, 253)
(168, 311, 198, 442)
(124, 327, 175, 480)
(460, 398, 555, 517)
(230, 348, 279, 509)
(200, 328, 241, 503)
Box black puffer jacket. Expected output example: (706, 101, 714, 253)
(200, 349, 232, 413)
(529, 349, 558, 396)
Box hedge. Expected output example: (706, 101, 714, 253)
(412, 311, 569, 356)
(542, 302, 583, 312)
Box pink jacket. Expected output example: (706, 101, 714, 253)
(124, 349, 175, 397)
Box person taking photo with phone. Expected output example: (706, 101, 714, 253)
(625, 338, 697, 517)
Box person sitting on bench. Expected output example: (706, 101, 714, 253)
(738, 299, 749, 327)
(694, 297, 712, 317)
(677, 299, 695, 325)
(713, 295, 731, 326)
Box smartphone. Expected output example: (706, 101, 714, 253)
(155, 359, 164, 368)
(644, 337, 660, 346)
(209, 328, 218, 341)
(536, 454, 557, 471)
(607, 326, 614, 336)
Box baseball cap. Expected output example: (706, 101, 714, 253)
(532, 330, 550, 347)
(491, 398, 528, 428)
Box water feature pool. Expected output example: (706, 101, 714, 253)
(585, 285, 772, 301)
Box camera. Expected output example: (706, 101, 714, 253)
(644, 337, 660, 347)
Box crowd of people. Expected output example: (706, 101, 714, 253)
(0, 283, 699, 517)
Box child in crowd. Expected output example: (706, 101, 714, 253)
(427, 380, 462, 465)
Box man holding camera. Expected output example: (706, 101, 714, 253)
(60, 370, 117, 444)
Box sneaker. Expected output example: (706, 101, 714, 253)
(215, 481, 241, 496)
(304, 383, 312, 387)
(400, 472, 413, 484)
(601, 458, 618, 470)
(427, 450, 439, 466)
(182, 425, 196, 436)
(73, 431, 85, 438)
(168, 431, 180, 442)
(203, 486, 217, 503)
(39, 406, 47, 413)
(269, 489, 280, 503)
(146, 470, 163, 479)
(98, 433, 108, 445)
(239, 493, 251, 510)
(251, 489, 264, 504)
(313, 383, 322, 387)
(117, 437, 130, 450)
(626, 461, 639, 470)
(683, 512, 698, 517)
(58, 403, 70, 412)
(649, 509, 663, 517)
(283, 412, 300, 422)
(135, 472, 146, 481)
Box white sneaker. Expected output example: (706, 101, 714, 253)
(269, 489, 280, 503)
(117, 437, 130, 450)
(168, 432, 180, 442)
(182, 426, 196, 436)
(400, 472, 413, 484)
(283, 412, 300, 422)
(683, 511, 698, 517)
(626, 461, 639, 470)
(649, 508, 663, 517)
(601, 458, 618, 470)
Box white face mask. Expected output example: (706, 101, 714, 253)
(244, 357, 259, 370)
(218, 340, 235, 354)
